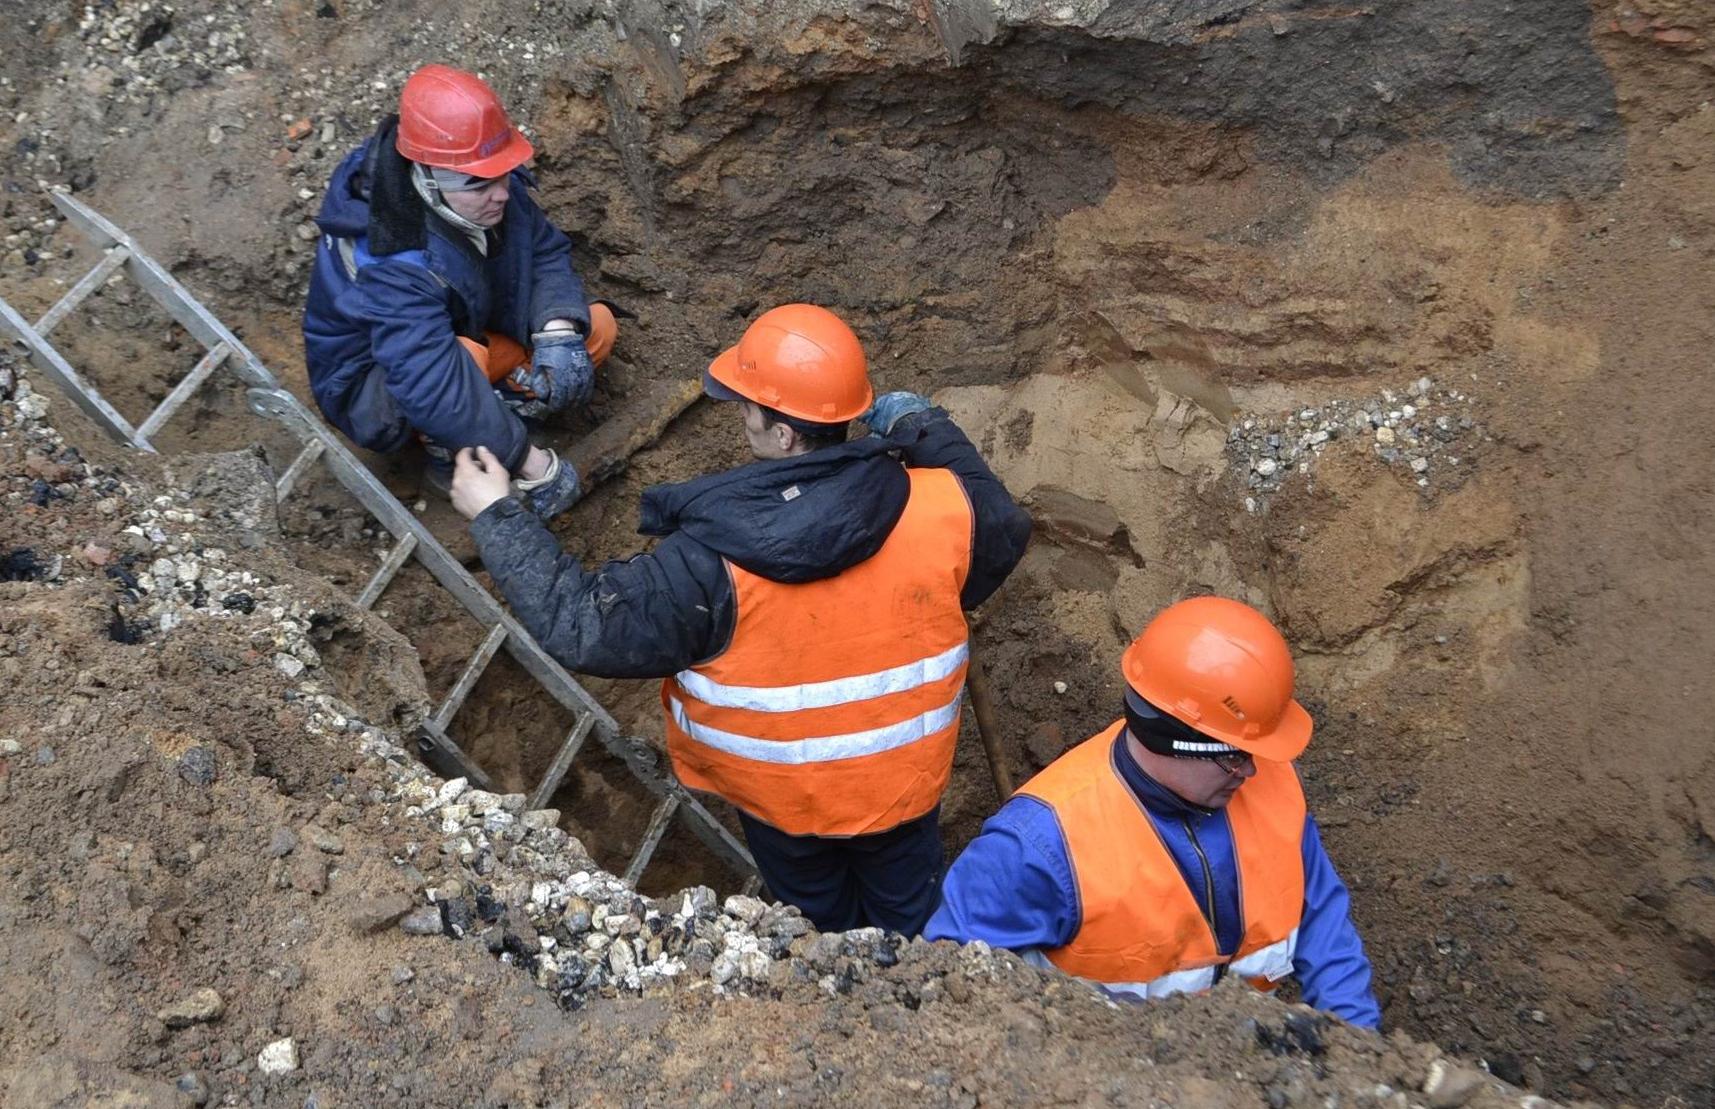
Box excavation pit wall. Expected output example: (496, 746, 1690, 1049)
(3, 0, 1714, 1104)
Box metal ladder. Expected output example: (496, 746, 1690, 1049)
(0, 190, 753, 890)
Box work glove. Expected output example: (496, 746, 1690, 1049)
(861, 391, 933, 436)
(510, 330, 595, 415)
(511, 448, 582, 521)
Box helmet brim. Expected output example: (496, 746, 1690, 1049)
(703, 346, 749, 404)
(1227, 698, 1313, 763)
(452, 128, 535, 179)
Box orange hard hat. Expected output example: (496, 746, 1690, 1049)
(1122, 596, 1312, 762)
(704, 304, 873, 425)
(396, 64, 534, 178)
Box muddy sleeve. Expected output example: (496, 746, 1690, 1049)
(523, 205, 591, 334)
(890, 408, 1032, 609)
(1293, 815, 1383, 1030)
(357, 260, 530, 469)
(923, 797, 1079, 950)
(467, 498, 735, 678)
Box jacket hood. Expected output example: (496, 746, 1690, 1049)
(314, 116, 430, 255)
(638, 437, 912, 584)
(314, 141, 374, 239)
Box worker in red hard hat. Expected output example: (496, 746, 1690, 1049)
(448, 304, 1032, 936)
(303, 63, 621, 520)
(927, 597, 1382, 1029)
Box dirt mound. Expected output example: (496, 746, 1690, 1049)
(4, 0, 1715, 1104)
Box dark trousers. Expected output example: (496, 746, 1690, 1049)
(738, 807, 944, 937)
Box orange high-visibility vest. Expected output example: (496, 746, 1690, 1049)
(1018, 722, 1306, 999)
(662, 466, 974, 837)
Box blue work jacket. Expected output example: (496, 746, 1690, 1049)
(926, 734, 1382, 1029)
(301, 120, 590, 468)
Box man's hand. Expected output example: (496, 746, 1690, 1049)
(452, 446, 514, 520)
(861, 391, 933, 436)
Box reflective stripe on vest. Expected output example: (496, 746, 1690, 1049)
(663, 466, 975, 837)
(1018, 722, 1306, 996)
(1022, 928, 1300, 1002)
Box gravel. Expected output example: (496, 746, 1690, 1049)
(1226, 376, 1485, 510)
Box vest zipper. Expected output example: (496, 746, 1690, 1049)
(1180, 816, 1229, 984)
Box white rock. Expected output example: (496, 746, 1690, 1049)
(1255, 457, 1278, 477)
(275, 654, 305, 679)
(1375, 427, 1397, 446)
(257, 1037, 299, 1075)
(463, 789, 501, 814)
(436, 778, 469, 806)
(1052, 681, 1068, 695)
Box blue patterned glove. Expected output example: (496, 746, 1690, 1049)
(512, 449, 582, 520)
(862, 391, 932, 436)
(511, 330, 595, 413)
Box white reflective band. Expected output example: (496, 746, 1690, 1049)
(1022, 930, 1299, 1002)
(1171, 738, 1243, 754)
(669, 689, 962, 765)
(673, 640, 969, 713)
(1229, 928, 1298, 982)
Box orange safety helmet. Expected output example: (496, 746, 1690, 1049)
(1121, 596, 1312, 762)
(396, 64, 534, 178)
(703, 304, 874, 425)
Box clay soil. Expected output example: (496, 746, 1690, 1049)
(4, 0, 1715, 1105)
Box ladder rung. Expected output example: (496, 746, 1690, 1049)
(433, 623, 507, 729)
(135, 341, 230, 441)
(622, 795, 681, 886)
(527, 714, 596, 812)
(275, 439, 325, 502)
(355, 533, 418, 610)
(0, 294, 153, 451)
(416, 718, 494, 791)
(33, 245, 132, 338)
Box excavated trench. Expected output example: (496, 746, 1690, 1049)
(4, 1, 1714, 1103)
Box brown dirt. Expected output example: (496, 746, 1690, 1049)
(4, 0, 1715, 1104)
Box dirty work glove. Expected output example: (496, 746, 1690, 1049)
(511, 447, 582, 521)
(511, 330, 595, 414)
(862, 391, 933, 436)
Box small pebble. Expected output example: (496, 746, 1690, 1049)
(257, 1037, 299, 1075)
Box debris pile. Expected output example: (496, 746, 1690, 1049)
(1227, 376, 1486, 509)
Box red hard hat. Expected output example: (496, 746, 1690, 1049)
(396, 64, 533, 178)
(704, 304, 873, 424)
(1122, 597, 1312, 762)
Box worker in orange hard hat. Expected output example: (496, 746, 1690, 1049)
(449, 304, 1033, 935)
(303, 63, 623, 521)
(927, 597, 1382, 1029)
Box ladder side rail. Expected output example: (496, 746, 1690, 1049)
(50, 192, 279, 392)
(676, 790, 757, 877)
(246, 387, 623, 739)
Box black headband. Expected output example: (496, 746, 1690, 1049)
(1123, 689, 1243, 760)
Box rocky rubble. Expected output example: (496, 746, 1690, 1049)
(1227, 376, 1487, 510)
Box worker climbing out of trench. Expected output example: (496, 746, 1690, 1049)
(448, 304, 1033, 936)
(302, 63, 618, 521)
(927, 597, 1382, 1029)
